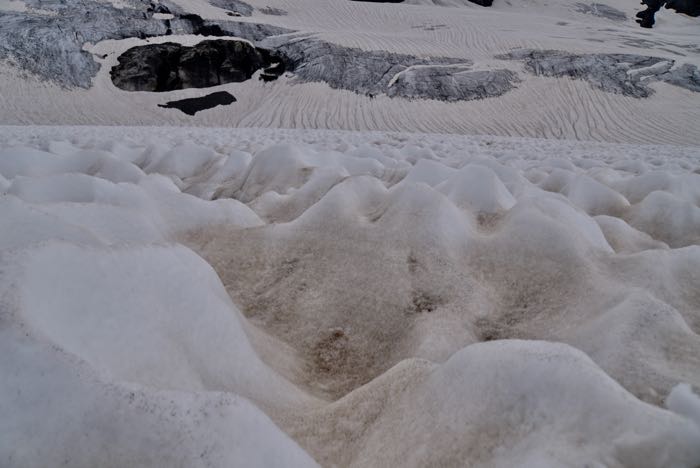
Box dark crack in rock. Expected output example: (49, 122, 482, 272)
(574, 3, 627, 21)
(262, 36, 518, 101)
(500, 49, 700, 97)
(0, 0, 290, 88)
(636, 0, 700, 28)
(158, 91, 237, 115)
(111, 40, 281, 91)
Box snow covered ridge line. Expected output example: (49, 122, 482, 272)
(1, 126, 700, 467)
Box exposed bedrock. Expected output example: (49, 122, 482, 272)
(111, 40, 284, 92)
(5, 0, 517, 101)
(158, 91, 237, 114)
(501, 49, 700, 97)
(110, 34, 518, 101)
(6, 0, 520, 101)
(664, 63, 700, 93)
(574, 3, 627, 21)
(636, 0, 700, 28)
(106, 31, 519, 101)
(0, 0, 289, 88)
(208, 0, 254, 16)
(174, 12, 290, 39)
(258, 6, 288, 15)
(262, 36, 518, 101)
(385, 65, 518, 101)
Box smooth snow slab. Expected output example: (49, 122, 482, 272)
(1, 126, 700, 467)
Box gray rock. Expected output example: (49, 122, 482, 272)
(499, 49, 700, 97)
(0, 3, 164, 88)
(386, 65, 519, 101)
(660, 63, 700, 93)
(108, 32, 517, 101)
(2, 0, 518, 102)
(258, 6, 288, 16)
(207, 0, 253, 16)
(262, 36, 518, 101)
(574, 3, 627, 21)
(0, 0, 289, 88)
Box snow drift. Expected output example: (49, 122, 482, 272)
(0, 126, 699, 467)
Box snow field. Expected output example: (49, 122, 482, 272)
(0, 126, 700, 466)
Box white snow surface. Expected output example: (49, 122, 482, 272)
(1, 125, 700, 467)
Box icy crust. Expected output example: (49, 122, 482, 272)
(1, 126, 700, 467)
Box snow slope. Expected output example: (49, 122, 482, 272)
(1, 125, 700, 467)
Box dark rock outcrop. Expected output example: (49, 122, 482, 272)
(109, 32, 517, 101)
(111, 40, 280, 91)
(5, 0, 515, 102)
(174, 13, 291, 39)
(0, 0, 290, 88)
(158, 91, 236, 115)
(262, 36, 517, 101)
(636, 0, 700, 28)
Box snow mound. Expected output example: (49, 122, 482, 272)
(15, 242, 308, 404)
(0, 327, 318, 468)
(351, 340, 700, 467)
(435, 163, 516, 214)
(1, 126, 699, 467)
